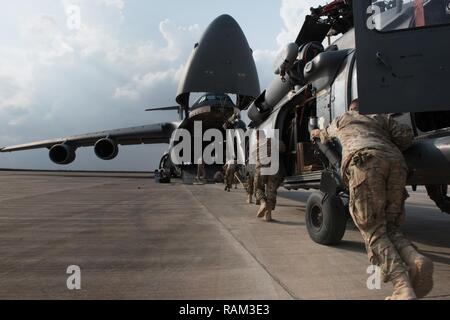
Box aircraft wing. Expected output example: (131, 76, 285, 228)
(0, 122, 179, 153)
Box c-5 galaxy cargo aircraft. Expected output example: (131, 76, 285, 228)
(0, 15, 260, 182)
(246, 0, 450, 245)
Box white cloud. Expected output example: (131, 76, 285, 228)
(252, 0, 325, 88)
(1, 0, 317, 123)
(1, 0, 325, 171)
(23, 15, 75, 65)
(277, 0, 323, 47)
(0, 1, 202, 165)
(114, 65, 185, 101)
(0, 48, 34, 110)
(253, 49, 278, 63)
(158, 19, 201, 61)
(98, 0, 125, 11)
(110, 19, 200, 100)
(253, 49, 278, 88)
(70, 24, 120, 58)
(105, 19, 200, 74)
(62, 0, 125, 11)
(113, 86, 139, 100)
(1, 0, 201, 110)
(0, 2, 201, 170)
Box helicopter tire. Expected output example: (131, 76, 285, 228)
(305, 191, 348, 246)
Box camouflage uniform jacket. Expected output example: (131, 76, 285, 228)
(320, 111, 414, 183)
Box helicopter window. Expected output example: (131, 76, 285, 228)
(368, 0, 450, 32)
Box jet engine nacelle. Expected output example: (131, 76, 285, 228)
(49, 144, 76, 165)
(94, 138, 119, 160)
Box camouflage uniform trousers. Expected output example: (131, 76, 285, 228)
(254, 163, 283, 211)
(246, 164, 256, 196)
(225, 164, 236, 189)
(196, 163, 205, 180)
(346, 149, 413, 282)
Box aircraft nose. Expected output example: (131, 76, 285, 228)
(176, 14, 260, 107)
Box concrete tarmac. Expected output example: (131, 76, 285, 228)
(0, 170, 448, 299)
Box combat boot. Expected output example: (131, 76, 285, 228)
(255, 199, 261, 205)
(385, 273, 417, 300)
(257, 200, 269, 218)
(247, 194, 253, 204)
(264, 209, 272, 222)
(400, 246, 434, 298)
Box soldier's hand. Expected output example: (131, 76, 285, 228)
(310, 129, 321, 140)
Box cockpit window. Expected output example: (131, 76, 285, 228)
(193, 94, 233, 106)
(368, 0, 450, 32)
(206, 94, 232, 102)
(197, 96, 207, 104)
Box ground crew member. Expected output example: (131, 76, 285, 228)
(311, 99, 434, 300)
(233, 170, 239, 189)
(245, 138, 260, 205)
(254, 131, 267, 218)
(246, 164, 255, 203)
(254, 130, 285, 222)
(255, 172, 283, 222)
(196, 157, 205, 182)
(213, 170, 224, 183)
(223, 159, 236, 192)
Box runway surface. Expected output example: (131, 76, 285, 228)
(0, 170, 448, 299)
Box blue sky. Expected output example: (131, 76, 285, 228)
(0, 0, 323, 171)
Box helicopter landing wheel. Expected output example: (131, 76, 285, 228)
(305, 191, 348, 246)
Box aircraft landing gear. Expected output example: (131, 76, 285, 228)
(305, 191, 348, 245)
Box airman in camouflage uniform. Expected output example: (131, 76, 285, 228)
(196, 157, 206, 183)
(253, 130, 284, 222)
(223, 159, 236, 192)
(312, 99, 434, 300)
(246, 163, 256, 204)
(213, 170, 224, 183)
(255, 168, 283, 221)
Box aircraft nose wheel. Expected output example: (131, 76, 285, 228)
(305, 191, 348, 246)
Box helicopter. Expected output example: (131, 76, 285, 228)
(245, 0, 450, 245)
